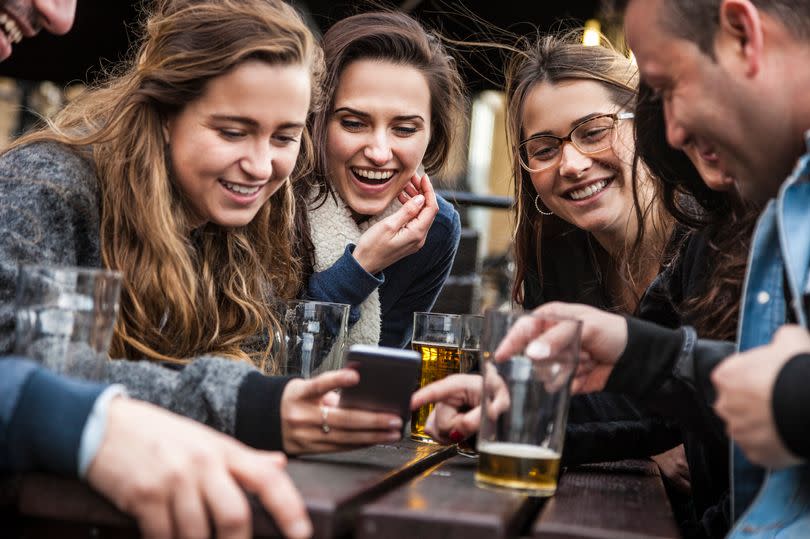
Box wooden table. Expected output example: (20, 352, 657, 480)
(1, 439, 680, 538)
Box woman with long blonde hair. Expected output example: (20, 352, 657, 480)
(0, 0, 404, 454)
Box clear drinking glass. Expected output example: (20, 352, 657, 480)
(460, 314, 484, 374)
(457, 313, 485, 456)
(410, 312, 463, 443)
(281, 300, 349, 378)
(475, 309, 581, 496)
(14, 265, 122, 376)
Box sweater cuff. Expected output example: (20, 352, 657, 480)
(235, 372, 293, 452)
(308, 245, 384, 310)
(606, 316, 687, 399)
(8, 368, 107, 476)
(772, 353, 810, 461)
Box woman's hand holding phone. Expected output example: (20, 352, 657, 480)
(280, 369, 404, 455)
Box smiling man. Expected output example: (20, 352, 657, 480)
(0, 0, 75, 60)
(625, 0, 810, 204)
(489, 1, 810, 538)
(623, 1, 810, 536)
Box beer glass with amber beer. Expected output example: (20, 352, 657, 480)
(410, 312, 462, 443)
(475, 310, 581, 496)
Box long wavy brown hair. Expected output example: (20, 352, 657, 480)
(12, 0, 323, 372)
(292, 9, 467, 278)
(634, 81, 759, 341)
(507, 31, 670, 309)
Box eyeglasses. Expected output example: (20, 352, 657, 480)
(518, 112, 635, 173)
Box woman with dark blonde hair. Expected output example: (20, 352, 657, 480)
(0, 0, 404, 455)
(412, 29, 687, 490)
(297, 11, 465, 347)
(507, 32, 670, 313)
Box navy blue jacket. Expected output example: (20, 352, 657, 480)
(1, 358, 106, 475)
(307, 195, 461, 348)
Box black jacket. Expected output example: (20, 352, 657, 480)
(522, 226, 681, 466)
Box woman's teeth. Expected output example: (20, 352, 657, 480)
(568, 179, 609, 201)
(352, 168, 394, 183)
(220, 180, 260, 195)
(0, 14, 22, 44)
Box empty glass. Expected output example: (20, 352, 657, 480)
(14, 265, 122, 376)
(281, 300, 349, 378)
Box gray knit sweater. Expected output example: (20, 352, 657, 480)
(0, 141, 289, 450)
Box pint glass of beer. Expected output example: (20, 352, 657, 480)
(475, 310, 581, 496)
(410, 312, 462, 443)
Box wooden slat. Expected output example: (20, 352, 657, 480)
(255, 438, 456, 539)
(531, 460, 680, 539)
(8, 439, 455, 539)
(17, 474, 133, 527)
(358, 454, 541, 539)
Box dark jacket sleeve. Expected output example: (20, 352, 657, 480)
(563, 392, 681, 465)
(306, 244, 384, 326)
(773, 353, 810, 460)
(606, 317, 733, 439)
(1, 358, 106, 475)
(379, 197, 461, 348)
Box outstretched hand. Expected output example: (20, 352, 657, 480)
(411, 374, 483, 443)
(494, 303, 628, 393)
(87, 398, 312, 539)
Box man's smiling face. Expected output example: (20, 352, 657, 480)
(625, 0, 801, 201)
(0, 0, 76, 61)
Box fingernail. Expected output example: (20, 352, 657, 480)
(526, 340, 551, 358)
(413, 194, 425, 205)
(388, 431, 403, 441)
(449, 430, 464, 443)
(290, 519, 312, 539)
(389, 418, 403, 429)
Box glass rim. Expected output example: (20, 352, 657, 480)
(413, 311, 463, 320)
(18, 263, 122, 280)
(285, 299, 350, 311)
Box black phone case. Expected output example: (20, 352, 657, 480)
(338, 344, 421, 428)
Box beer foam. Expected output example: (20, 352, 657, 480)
(478, 442, 560, 460)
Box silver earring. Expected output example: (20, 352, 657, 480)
(534, 195, 553, 216)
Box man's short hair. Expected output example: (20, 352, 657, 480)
(658, 0, 810, 55)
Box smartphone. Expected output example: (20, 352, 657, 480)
(338, 344, 421, 429)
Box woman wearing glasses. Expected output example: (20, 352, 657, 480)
(508, 34, 670, 315)
(413, 30, 685, 488)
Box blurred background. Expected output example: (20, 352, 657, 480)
(0, 0, 629, 314)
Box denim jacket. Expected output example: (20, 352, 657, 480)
(729, 131, 810, 538)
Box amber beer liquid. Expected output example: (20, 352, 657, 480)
(410, 341, 461, 443)
(475, 442, 561, 496)
(460, 347, 481, 374)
